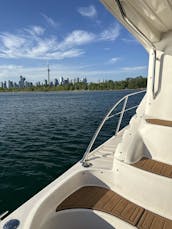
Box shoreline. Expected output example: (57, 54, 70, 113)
(0, 76, 147, 93)
(0, 88, 145, 93)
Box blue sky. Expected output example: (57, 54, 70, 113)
(0, 0, 148, 83)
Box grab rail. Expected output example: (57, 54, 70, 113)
(0, 211, 9, 221)
(81, 90, 146, 167)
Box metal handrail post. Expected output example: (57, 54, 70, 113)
(81, 115, 108, 165)
(152, 49, 157, 99)
(115, 96, 128, 135)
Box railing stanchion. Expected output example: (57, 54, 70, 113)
(115, 96, 128, 135)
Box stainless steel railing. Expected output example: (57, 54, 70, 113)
(81, 90, 146, 167)
(0, 211, 9, 221)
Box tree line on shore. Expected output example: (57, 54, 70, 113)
(0, 76, 147, 92)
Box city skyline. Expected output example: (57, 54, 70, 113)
(0, 74, 88, 89)
(0, 0, 148, 83)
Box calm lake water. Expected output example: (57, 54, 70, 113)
(0, 90, 144, 214)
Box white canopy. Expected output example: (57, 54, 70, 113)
(101, 0, 172, 53)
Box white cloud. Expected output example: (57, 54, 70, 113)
(0, 27, 86, 60)
(41, 13, 59, 28)
(100, 24, 120, 41)
(0, 22, 121, 60)
(24, 26, 45, 37)
(122, 66, 147, 71)
(44, 49, 85, 59)
(0, 33, 25, 50)
(104, 47, 110, 51)
(122, 38, 138, 44)
(77, 5, 97, 18)
(31, 26, 45, 36)
(108, 57, 120, 64)
(59, 30, 95, 50)
(0, 65, 23, 82)
(0, 64, 23, 70)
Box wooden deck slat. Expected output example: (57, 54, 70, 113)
(93, 190, 113, 209)
(146, 119, 172, 127)
(137, 211, 154, 229)
(102, 193, 121, 212)
(56, 186, 144, 226)
(133, 158, 172, 178)
(56, 186, 172, 228)
(138, 211, 172, 229)
(151, 162, 163, 175)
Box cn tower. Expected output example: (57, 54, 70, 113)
(48, 64, 50, 85)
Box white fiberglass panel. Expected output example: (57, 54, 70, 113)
(101, 0, 172, 50)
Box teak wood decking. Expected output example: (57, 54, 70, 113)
(133, 157, 172, 178)
(56, 186, 172, 229)
(146, 118, 172, 127)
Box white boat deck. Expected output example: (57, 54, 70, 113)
(86, 129, 125, 170)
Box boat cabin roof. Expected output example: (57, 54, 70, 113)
(101, 0, 172, 53)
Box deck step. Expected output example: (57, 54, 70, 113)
(56, 186, 172, 228)
(146, 119, 172, 127)
(133, 158, 172, 178)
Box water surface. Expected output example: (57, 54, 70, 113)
(0, 90, 144, 213)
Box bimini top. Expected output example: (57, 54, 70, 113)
(101, 0, 172, 53)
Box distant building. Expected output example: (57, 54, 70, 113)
(8, 80, 14, 89)
(36, 81, 41, 87)
(19, 75, 26, 88)
(44, 80, 48, 86)
(0, 82, 4, 88)
(47, 65, 50, 85)
(82, 77, 87, 83)
(49, 81, 53, 87)
(25, 81, 33, 87)
(63, 78, 69, 85)
(3, 81, 7, 89)
(59, 77, 64, 85)
(14, 82, 18, 88)
(54, 78, 59, 86)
